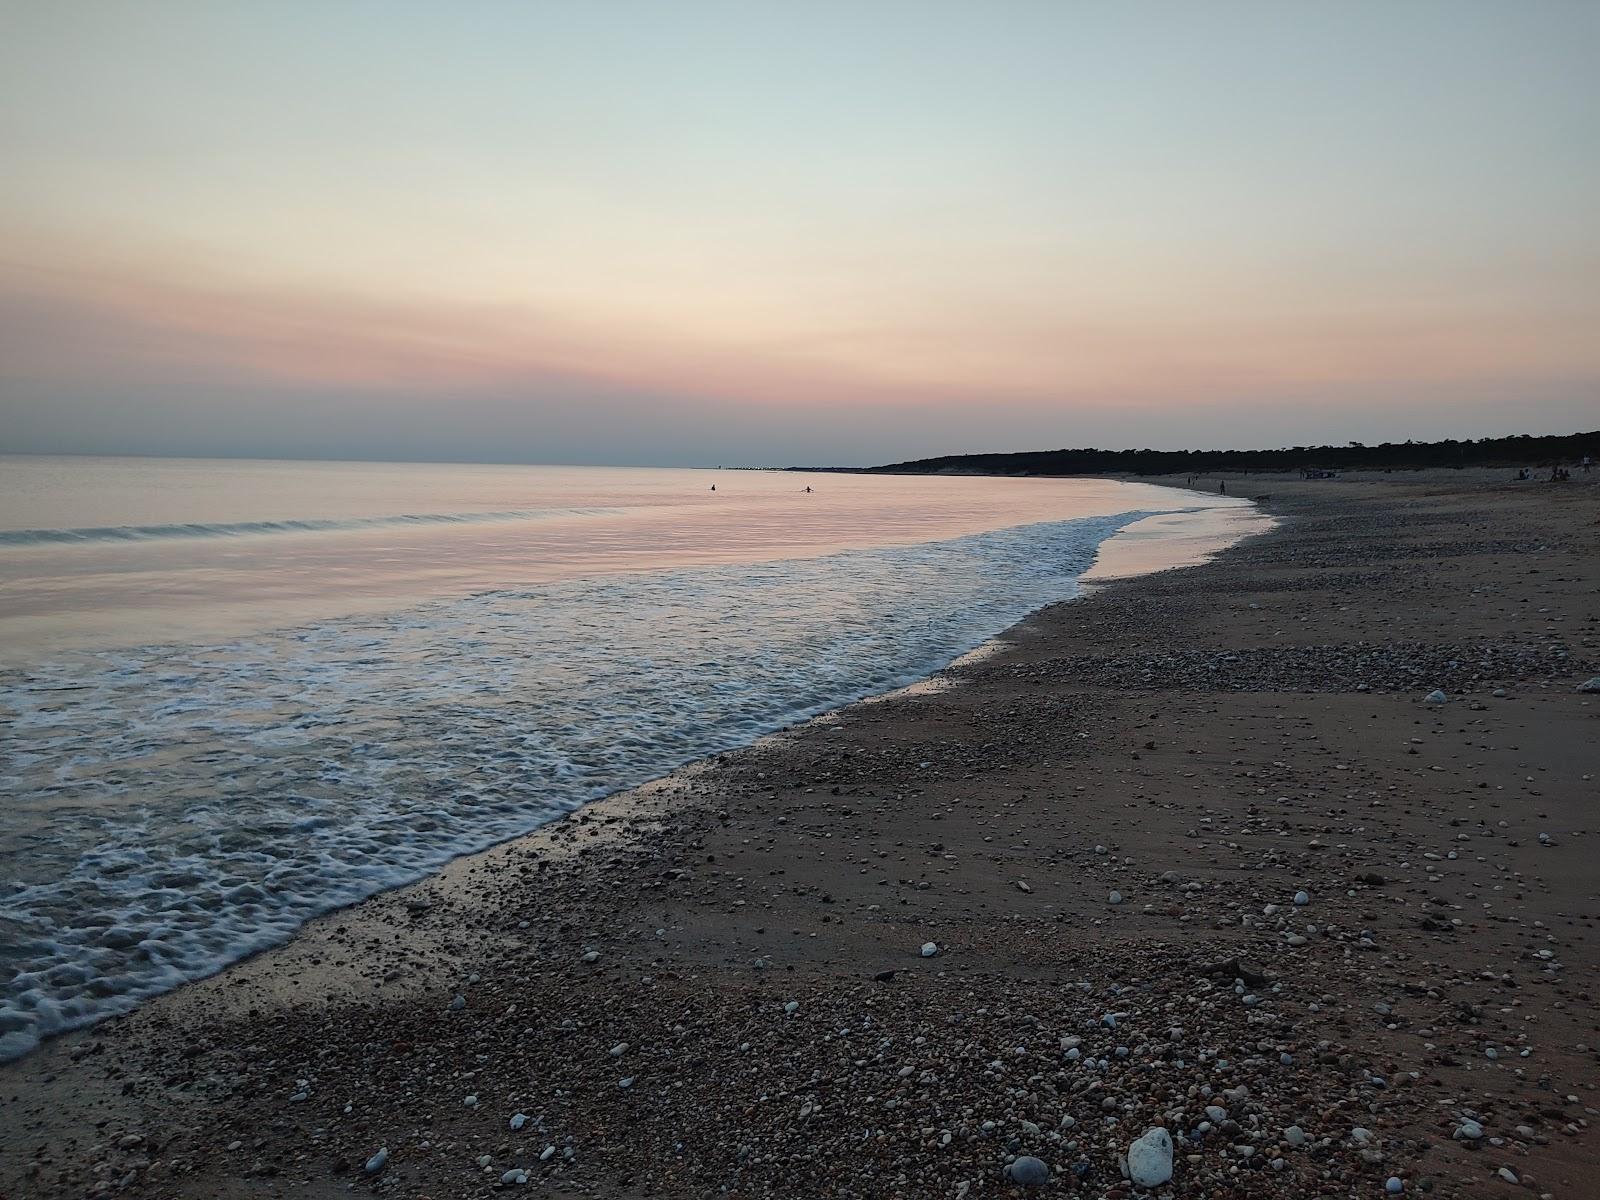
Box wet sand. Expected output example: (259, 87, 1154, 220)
(3, 472, 1597, 1200)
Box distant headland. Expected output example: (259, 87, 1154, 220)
(791, 429, 1600, 476)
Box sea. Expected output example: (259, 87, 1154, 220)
(0, 455, 1265, 1061)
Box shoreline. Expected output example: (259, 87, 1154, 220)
(3, 473, 1597, 1199)
(0, 485, 1259, 1065)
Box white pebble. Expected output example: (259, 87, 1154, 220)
(1127, 1126, 1174, 1188)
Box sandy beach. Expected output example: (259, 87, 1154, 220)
(3, 471, 1597, 1200)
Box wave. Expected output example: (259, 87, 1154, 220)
(0, 511, 1160, 1062)
(0, 507, 619, 546)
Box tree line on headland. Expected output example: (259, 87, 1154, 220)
(852, 430, 1599, 477)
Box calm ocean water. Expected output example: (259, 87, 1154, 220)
(0, 455, 1263, 1060)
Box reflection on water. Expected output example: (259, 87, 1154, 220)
(0, 458, 1253, 654)
(1083, 505, 1275, 582)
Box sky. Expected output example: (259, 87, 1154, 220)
(1, 1, 1596, 467)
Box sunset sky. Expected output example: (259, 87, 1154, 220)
(2, 1, 1596, 466)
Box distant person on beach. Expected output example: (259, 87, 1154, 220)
(710, 484, 716, 491)
(804, 485, 812, 493)
(1584, 455, 1593, 473)
(1218, 481, 1227, 495)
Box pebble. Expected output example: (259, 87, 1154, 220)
(1576, 677, 1600, 693)
(1455, 1120, 1483, 1141)
(920, 941, 939, 958)
(448, 994, 465, 1011)
(1424, 689, 1449, 703)
(509, 1113, 528, 1131)
(501, 1168, 528, 1184)
(1127, 1126, 1174, 1188)
(1108, 890, 1123, 904)
(1006, 1156, 1050, 1186)
(1386, 1177, 1405, 1194)
(1293, 890, 1310, 906)
(363, 1148, 388, 1175)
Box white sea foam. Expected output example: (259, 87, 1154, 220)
(0, 511, 1167, 1060)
